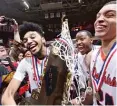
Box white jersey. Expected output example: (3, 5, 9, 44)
(13, 49, 49, 95)
(90, 44, 117, 105)
(75, 52, 89, 79)
(75, 45, 100, 79)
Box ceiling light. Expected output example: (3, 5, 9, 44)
(22, 0, 29, 10)
(78, 0, 82, 3)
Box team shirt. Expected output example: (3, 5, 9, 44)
(90, 43, 117, 105)
(13, 48, 49, 95)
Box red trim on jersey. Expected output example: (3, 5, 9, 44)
(98, 49, 116, 90)
(100, 47, 106, 61)
(92, 48, 116, 91)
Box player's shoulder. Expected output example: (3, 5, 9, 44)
(19, 56, 32, 65)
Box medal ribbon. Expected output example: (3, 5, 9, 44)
(92, 42, 116, 91)
(32, 56, 42, 86)
(32, 48, 48, 86)
(35, 57, 42, 84)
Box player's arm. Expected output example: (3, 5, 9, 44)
(71, 51, 93, 105)
(1, 78, 21, 105)
(83, 51, 93, 105)
(1, 59, 26, 105)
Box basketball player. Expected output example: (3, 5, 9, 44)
(71, 1, 117, 105)
(89, 1, 116, 105)
(1, 22, 49, 105)
(70, 30, 95, 104)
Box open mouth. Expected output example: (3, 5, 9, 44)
(77, 44, 84, 49)
(30, 45, 36, 49)
(95, 25, 107, 31)
(28, 44, 37, 52)
(78, 46, 84, 51)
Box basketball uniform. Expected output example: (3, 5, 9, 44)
(90, 43, 117, 105)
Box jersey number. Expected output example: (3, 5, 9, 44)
(97, 89, 114, 105)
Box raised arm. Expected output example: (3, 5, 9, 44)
(12, 19, 21, 43)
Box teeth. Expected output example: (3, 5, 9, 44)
(96, 24, 106, 28)
(78, 45, 83, 48)
(96, 26, 104, 28)
(30, 45, 36, 49)
(30, 46, 34, 49)
(97, 26, 102, 28)
(30, 47, 35, 50)
(78, 47, 83, 48)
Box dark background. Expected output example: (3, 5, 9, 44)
(0, 0, 114, 45)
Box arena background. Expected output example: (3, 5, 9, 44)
(0, 0, 112, 46)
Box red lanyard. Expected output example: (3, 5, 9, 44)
(32, 55, 48, 86)
(31, 48, 48, 86)
(32, 56, 41, 86)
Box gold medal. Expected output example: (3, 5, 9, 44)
(95, 92, 100, 101)
(86, 86, 93, 95)
(52, 46, 59, 55)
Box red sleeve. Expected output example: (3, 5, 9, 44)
(12, 62, 18, 68)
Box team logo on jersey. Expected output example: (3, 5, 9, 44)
(92, 43, 116, 91)
(103, 74, 117, 87)
(92, 68, 117, 87)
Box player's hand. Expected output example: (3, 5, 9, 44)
(70, 98, 80, 105)
(11, 19, 19, 32)
(0, 16, 7, 26)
